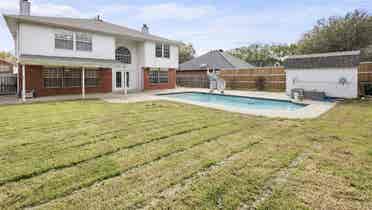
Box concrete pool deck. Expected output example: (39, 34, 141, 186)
(105, 88, 336, 119)
(0, 88, 335, 119)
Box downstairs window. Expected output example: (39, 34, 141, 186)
(149, 69, 169, 84)
(43, 68, 98, 88)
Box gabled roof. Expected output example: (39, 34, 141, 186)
(284, 51, 360, 69)
(179, 50, 255, 71)
(3, 14, 182, 45)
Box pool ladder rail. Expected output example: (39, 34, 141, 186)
(208, 72, 226, 94)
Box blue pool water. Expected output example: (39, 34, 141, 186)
(161, 92, 306, 111)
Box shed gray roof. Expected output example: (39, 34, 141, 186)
(179, 50, 255, 71)
(284, 51, 360, 69)
(3, 14, 182, 45)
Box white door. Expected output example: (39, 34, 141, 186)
(113, 70, 131, 92)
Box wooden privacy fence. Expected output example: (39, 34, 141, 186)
(219, 67, 286, 91)
(176, 71, 210, 88)
(358, 62, 372, 96)
(0, 74, 17, 95)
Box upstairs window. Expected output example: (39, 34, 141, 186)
(164, 44, 170, 58)
(76, 32, 92, 51)
(115, 47, 131, 64)
(155, 43, 170, 58)
(55, 31, 74, 50)
(155, 43, 163, 57)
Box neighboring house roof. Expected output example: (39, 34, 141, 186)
(0, 58, 13, 73)
(0, 58, 13, 65)
(3, 14, 182, 45)
(19, 54, 123, 69)
(284, 51, 360, 69)
(179, 50, 255, 71)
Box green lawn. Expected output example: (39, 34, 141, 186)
(0, 100, 371, 210)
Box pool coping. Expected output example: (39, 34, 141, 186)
(102, 88, 336, 119)
(153, 89, 336, 119)
(156, 91, 308, 107)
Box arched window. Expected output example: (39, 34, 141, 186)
(115, 47, 131, 64)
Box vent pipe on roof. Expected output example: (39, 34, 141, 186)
(142, 24, 149, 34)
(94, 15, 103, 21)
(19, 0, 31, 16)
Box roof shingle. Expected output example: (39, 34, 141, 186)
(179, 50, 254, 71)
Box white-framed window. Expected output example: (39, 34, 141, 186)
(149, 69, 168, 84)
(63, 68, 81, 87)
(115, 47, 131, 64)
(164, 44, 170, 58)
(55, 31, 74, 50)
(155, 43, 163, 58)
(43, 68, 63, 88)
(76, 32, 92, 51)
(43, 68, 98, 88)
(155, 43, 170, 58)
(85, 69, 98, 87)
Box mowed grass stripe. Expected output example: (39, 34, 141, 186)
(0, 109, 217, 159)
(143, 135, 307, 210)
(32, 128, 264, 210)
(0, 122, 245, 209)
(0, 117, 232, 185)
(0, 101, 204, 140)
(0, 101, 206, 142)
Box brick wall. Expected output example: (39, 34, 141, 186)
(143, 68, 176, 90)
(19, 65, 112, 97)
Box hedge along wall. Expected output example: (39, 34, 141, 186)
(358, 62, 372, 95)
(219, 67, 286, 91)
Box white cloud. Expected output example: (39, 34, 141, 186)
(96, 3, 216, 22)
(136, 3, 216, 21)
(32, 3, 83, 17)
(0, 0, 85, 17)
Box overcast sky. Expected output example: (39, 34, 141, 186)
(0, 0, 371, 55)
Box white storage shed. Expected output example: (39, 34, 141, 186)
(284, 51, 360, 99)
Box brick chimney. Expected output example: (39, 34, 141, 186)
(20, 0, 31, 16)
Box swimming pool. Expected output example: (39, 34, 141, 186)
(160, 92, 306, 111)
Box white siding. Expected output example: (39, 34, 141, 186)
(19, 23, 115, 60)
(143, 41, 179, 69)
(286, 68, 358, 98)
(113, 39, 141, 90)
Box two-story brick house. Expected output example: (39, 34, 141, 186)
(3, 0, 181, 100)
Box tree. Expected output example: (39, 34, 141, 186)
(298, 9, 372, 54)
(229, 44, 298, 67)
(179, 43, 196, 64)
(0, 51, 16, 62)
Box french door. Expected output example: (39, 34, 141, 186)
(115, 71, 130, 91)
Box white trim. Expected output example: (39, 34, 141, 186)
(22, 64, 25, 101)
(285, 51, 360, 59)
(82, 67, 85, 99)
